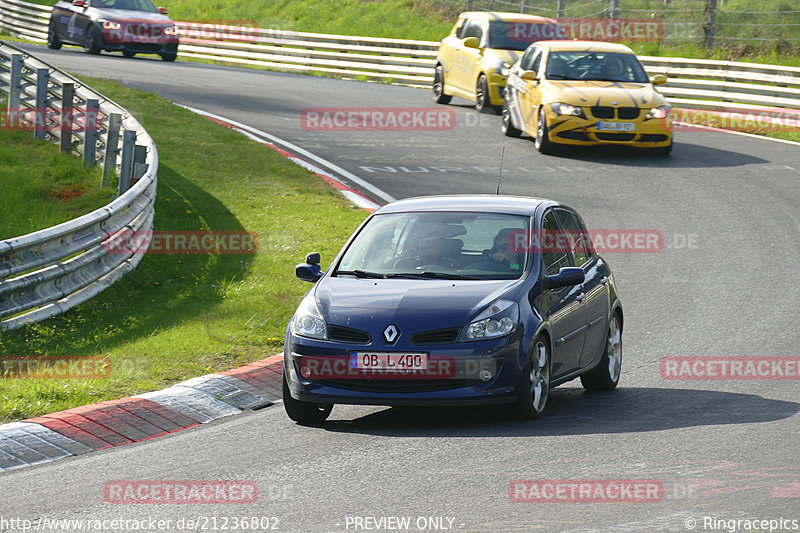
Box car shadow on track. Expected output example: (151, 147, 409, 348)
(317, 387, 798, 437)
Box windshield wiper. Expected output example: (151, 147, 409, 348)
(335, 269, 386, 279)
(386, 272, 479, 280)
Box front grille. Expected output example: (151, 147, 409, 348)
(595, 132, 636, 141)
(639, 134, 669, 142)
(410, 328, 460, 345)
(591, 106, 615, 119)
(328, 325, 371, 344)
(316, 379, 476, 393)
(557, 130, 591, 141)
(617, 107, 640, 119)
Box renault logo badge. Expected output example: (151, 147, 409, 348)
(383, 325, 399, 343)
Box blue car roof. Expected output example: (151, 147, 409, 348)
(375, 195, 551, 216)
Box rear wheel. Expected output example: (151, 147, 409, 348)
(84, 25, 102, 55)
(47, 21, 62, 50)
(282, 371, 333, 425)
(160, 51, 177, 62)
(580, 313, 622, 391)
(515, 337, 550, 420)
(433, 64, 451, 104)
(122, 50, 136, 58)
(475, 75, 498, 114)
(535, 106, 555, 154)
(501, 101, 522, 137)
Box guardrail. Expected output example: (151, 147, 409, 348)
(0, 40, 157, 330)
(1, 0, 798, 116)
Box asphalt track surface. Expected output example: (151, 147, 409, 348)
(3, 45, 800, 533)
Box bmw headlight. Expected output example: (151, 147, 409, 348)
(461, 300, 519, 341)
(165, 25, 179, 36)
(491, 59, 512, 77)
(646, 106, 671, 119)
(100, 19, 121, 31)
(291, 295, 327, 340)
(550, 102, 585, 117)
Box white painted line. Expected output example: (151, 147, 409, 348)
(674, 121, 800, 146)
(176, 104, 396, 204)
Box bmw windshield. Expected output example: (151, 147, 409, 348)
(335, 212, 532, 280)
(546, 51, 650, 82)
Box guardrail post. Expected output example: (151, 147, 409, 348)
(34, 68, 49, 140)
(7, 54, 23, 128)
(83, 99, 99, 166)
(102, 113, 122, 186)
(704, 0, 717, 47)
(557, 0, 566, 20)
(60, 82, 75, 153)
(118, 129, 136, 195)
(133, 144, 147, 184)
(609, 0, 620, 19)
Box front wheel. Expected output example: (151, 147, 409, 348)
(515, 337, 550, 419)
(84, 25, 102, 55)
(282, 371, 333, 424)
(580, 313, 622, 391)
(475, 75, 499, 114)
(535, 106, 555, 154)
(122, 50, 136, 58)
(501, 101, 522, 137)
(160, 51, 178, 62)
(433, 64, 451, 104)
(47, 21, 62, 50)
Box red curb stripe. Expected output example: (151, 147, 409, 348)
(60, 404, 167, 442)
(39, 412, 132, 446)
(98, 399, 197, 433)
(25, 417, 113, 451)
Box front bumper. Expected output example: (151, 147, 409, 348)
(545, 106, 673, 147)
(284, 332, 529, 407)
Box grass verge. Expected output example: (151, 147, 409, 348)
(0, 78, 367, 423)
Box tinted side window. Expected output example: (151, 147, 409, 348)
(541, 210, 571, 276)
(454, 19, 468, 38)
(462, 19, 484, 41)
(520, 47, 536, 70)
(554, 209, 591, 267)
(530, 49, 543, 74)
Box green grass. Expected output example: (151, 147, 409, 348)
(0, 79, 368, 422)
(0, 122, 114, 240)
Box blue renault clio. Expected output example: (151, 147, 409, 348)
(283, 195, 622, 423)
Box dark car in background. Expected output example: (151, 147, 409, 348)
(283, 195, 623, 424)
(48, 0, 179, 61)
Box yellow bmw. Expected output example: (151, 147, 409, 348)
(502, 41, 673, 154)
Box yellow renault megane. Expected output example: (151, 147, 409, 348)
(502, 40, 673, 154)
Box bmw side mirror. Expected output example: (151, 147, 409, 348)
(520, 70, 538, 81)
(158, 6, 168, 14)
(462, 36, 480, 49)
(652, 74, 667, 85)
(296, 252, 322, 283)
(72, 0, 86, 6)
(545, 267, 584, 290)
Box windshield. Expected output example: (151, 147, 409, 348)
(487, 21, 564, 51)
(91, 0, 158, 12)
(545, 51, 650, 82)
(336, 212, 531, 280)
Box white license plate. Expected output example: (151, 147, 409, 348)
(597, 122, 635, 131)
(350, 352, 428, 371)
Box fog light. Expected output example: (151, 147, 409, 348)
(479, 370, 492, 382)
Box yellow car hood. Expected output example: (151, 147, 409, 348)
(542, 80, 668, 108)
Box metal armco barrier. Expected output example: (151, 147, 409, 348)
(0, 40, 157, 330)
(1, 0, 798, 114)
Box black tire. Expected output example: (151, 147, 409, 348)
(160, 51, 178, 62)
(515, 337, 550, 420)
(84, 25, 102, 55)
(282, 371, 333, 424)
(535, 106, 555, 154)
(433, 64, 451, 104)
(651, 140, 673, 155)
(580, 312, 622, 391)
(501, 101, 522, 138)
(122, 50, 136, 58)
(47, 21, 62, 50)
(475, 75, 499, 114)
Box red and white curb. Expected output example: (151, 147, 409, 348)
(176, 104, 395, 212)
(0, 355, 284, 471)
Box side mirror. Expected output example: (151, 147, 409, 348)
(652, 74, 667, 85)
(462, 36, 480, 49)
(520, 70, 538, 82)
(296, 252, 322, 283)
(72, 0, 86, 6)
(157, 6, 168, 14)
(544, 267, 584, 290)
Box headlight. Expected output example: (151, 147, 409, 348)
(646, 106, 671, 119)
(291, 295, 327, 340)
(491, 59, 511, 77)
(101, 20, 121, 31)
(461, 300, 519, 341)
(165, 26, 178, 36)
(550, 102, 585, 117)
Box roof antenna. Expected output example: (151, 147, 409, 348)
(496, 145, 506, 195)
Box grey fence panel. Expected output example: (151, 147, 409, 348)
(0, 40, 157, 330)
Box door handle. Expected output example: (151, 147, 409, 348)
(576, 293, 585, 303)
(601, 277, 608, 285)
